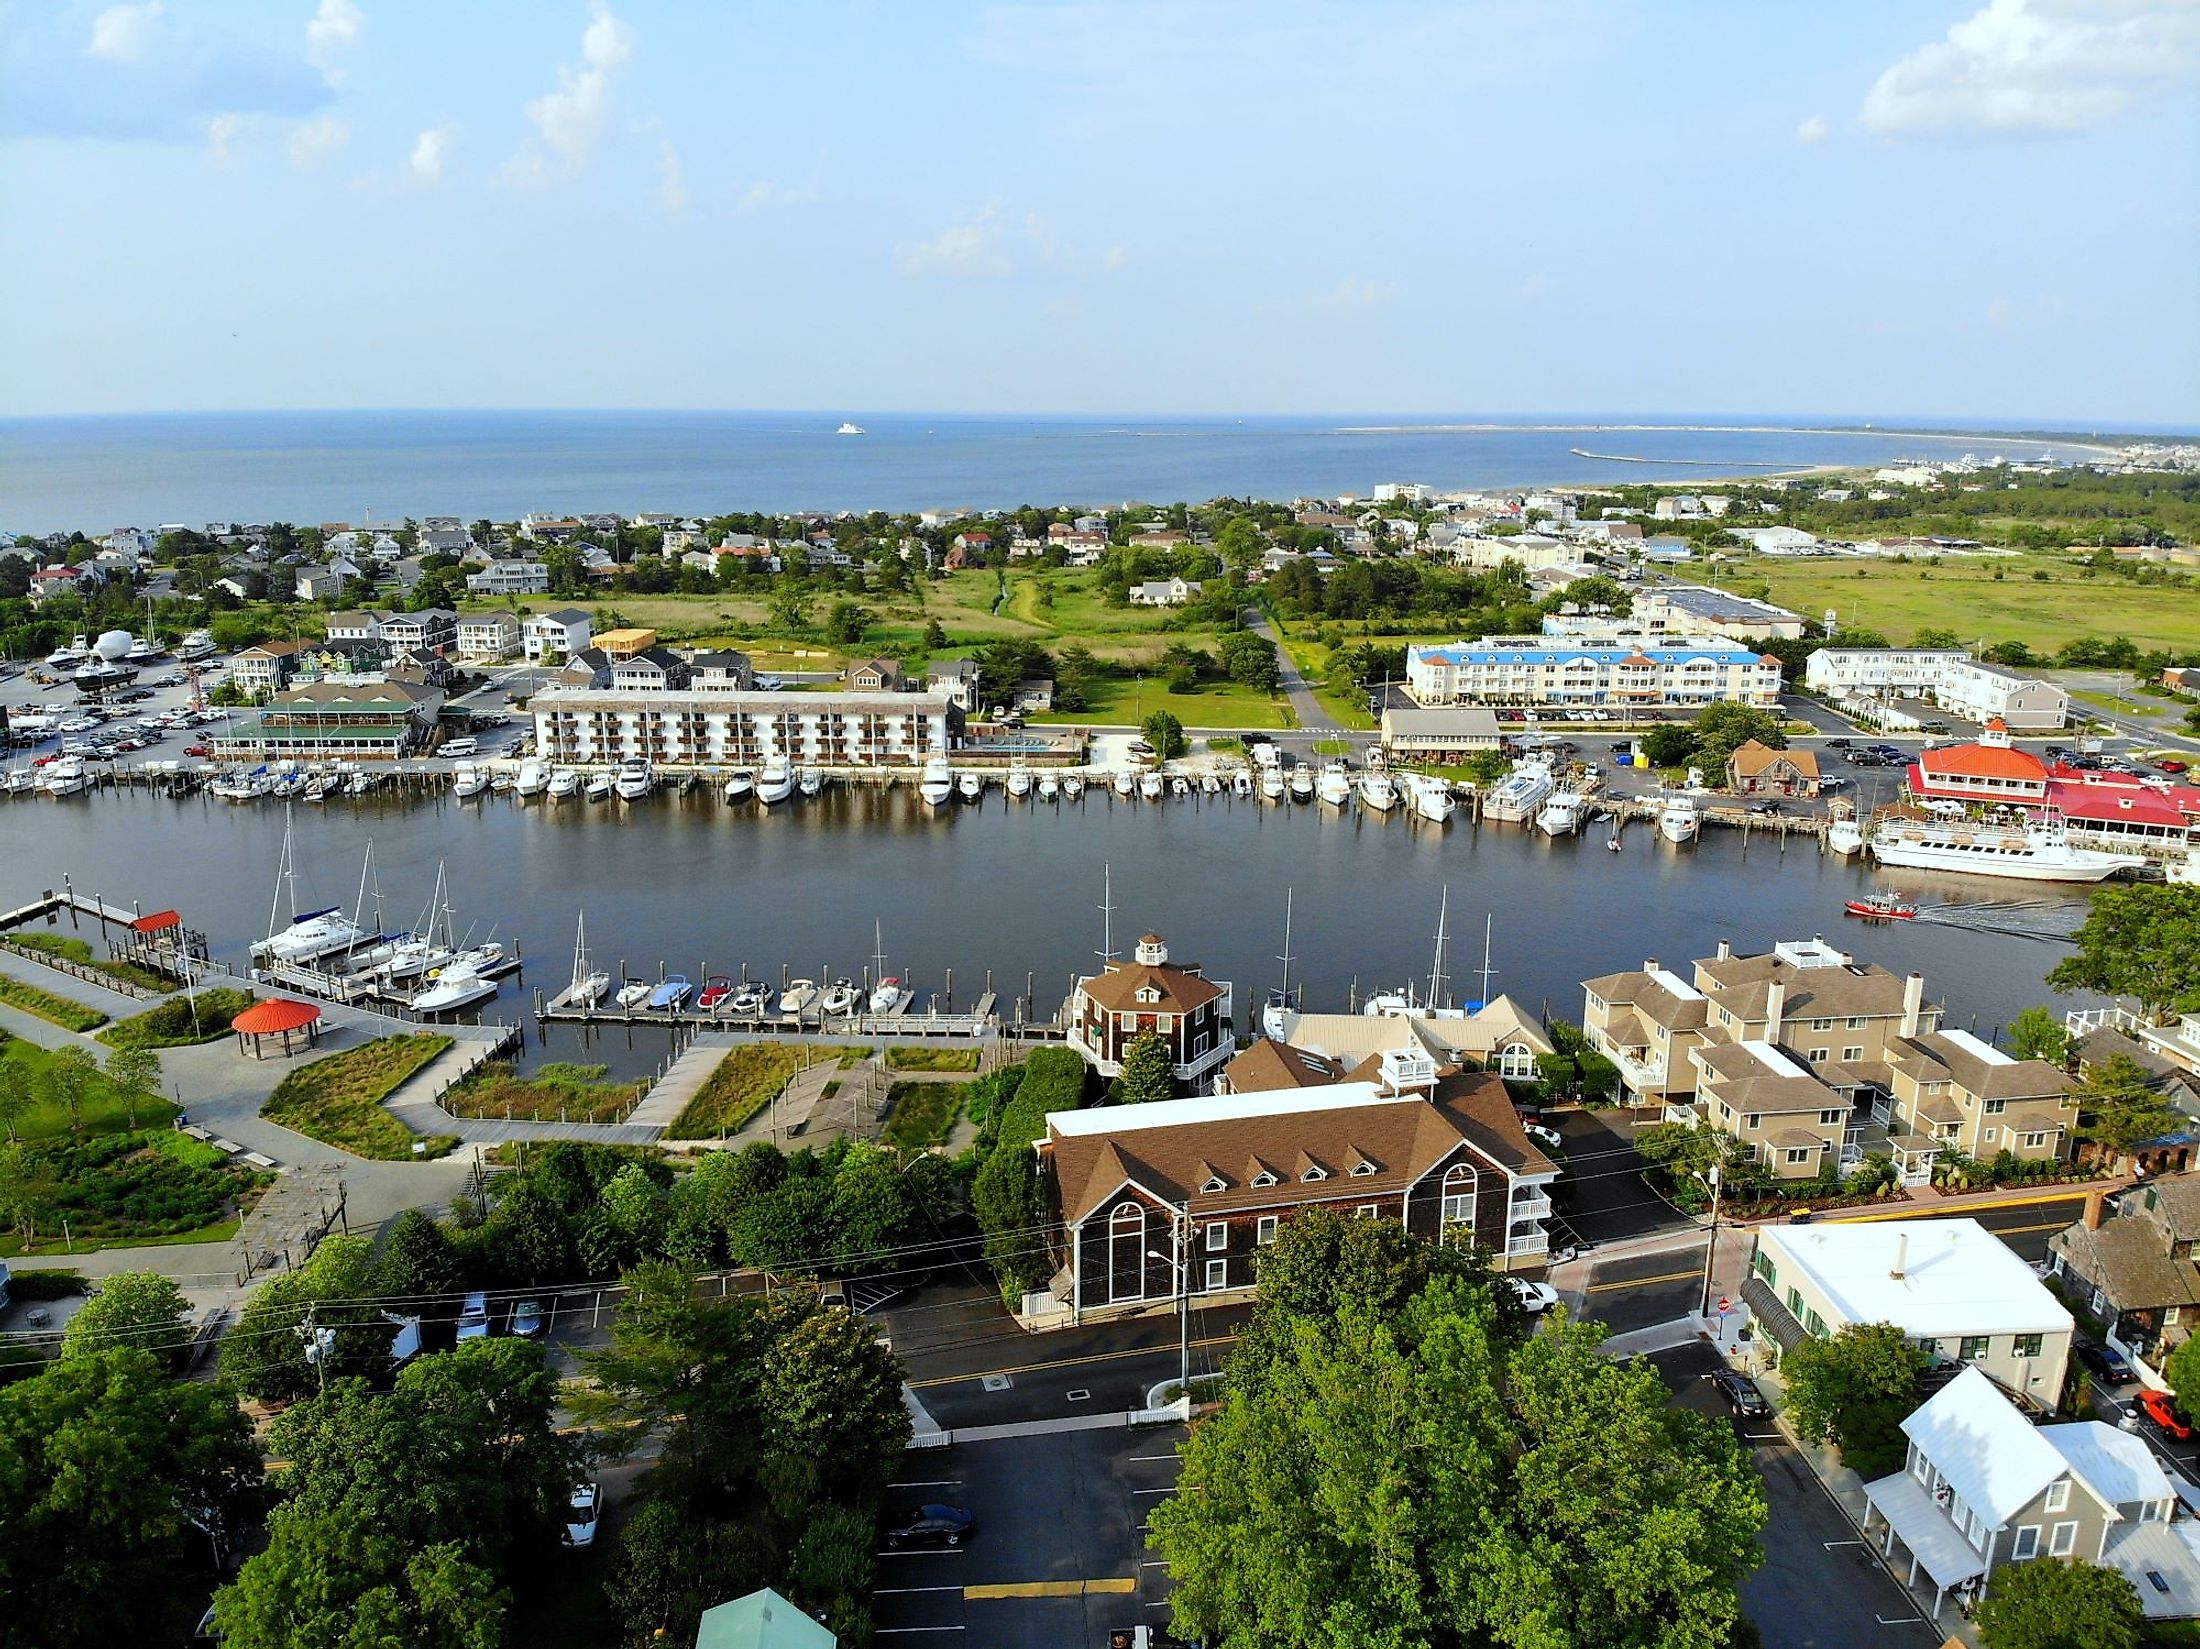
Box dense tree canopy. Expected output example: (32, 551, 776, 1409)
(2048, 885, 2200, 1020)
(1975, 1556, 2143, 1649)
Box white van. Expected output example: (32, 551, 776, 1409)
(441, 736, 479, 759)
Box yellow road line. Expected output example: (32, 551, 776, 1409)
(965, 1578, 1139, 1600)
(1586, 1267, 1702, 1293)
(908, 1335, 1235, 1390)
(1824, 1189, 2093, 1224)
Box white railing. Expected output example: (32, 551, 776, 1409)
(1507, 1231, 1550, 1258)
(1510, 1190, 1554, 1220)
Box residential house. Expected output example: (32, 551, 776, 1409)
(418, 525, 474, 558)
(230, 641, 308, 697)
(845, 658, 905, 693)
(1747, 1219, 2074, 1407)
(1127, 578, 1202, 607)
(595, 628, 658, 661)
(465, 561, 551, 597)
(1687, 1041, 1856, 1178)
(1884, 1029, 2076, 1166)
(688, 649, 754, 690)
(1066, 933, 1235, 1088)
(927, 658, 982, 711)
(326, 610, 385, 644)
(520, 515, 582, 543)
(27, 564, 99, 605)
(1037, 1058, 1563, 1320)
(1804, 650, 2069, 730)
(1250, 998, 1556, 1089)
(1860, 1365, 2197, 1623)
(2051, 1180, 2200, 1381)
(557, 646, 614, 689)
(522, 608, 591, 664)
(609, 647, 692, 692)
(378, 609, 456, 655)
(455, 613, 521, 659)
(1726, 740, 1821, 796)
(295, 566, 345, 602)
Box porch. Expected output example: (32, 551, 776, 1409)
(1859, 1470, 1986, 1622)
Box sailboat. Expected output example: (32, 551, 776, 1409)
(551, 912, 610, 1010)
(1261, 888, 1298, 1040)
(251, 813, 373, 966)
(869, 922, 910, 1014)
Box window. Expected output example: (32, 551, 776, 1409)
(1811, 1017, 1833, 1032)
(1200, 1175, 1226, 1194)
(1440, 1164, 1476, 1237)
(1746, 1113, 1763, 1131)
(1842, 1046, 1864, 1063)
(2044, 1480, 2070, 1513)
(1357, 1204, 1380, 1219)
(1807, 1048, 1828, 1064)
(1787, 1287, 1806, 1317)
(2012, 1526, 2040, 1560)
(1256, 1216, 1278, 1246)
(1205, 1221, 1227, 1252)
(1351, 1158, 1377, 1177)
(1820, 1109, 1844, 1126)
(2022, 1132, 2050, 1150)
(1204, 1259, 1228, 1292)
(1785, 1147, 1813, 1165)
(1753, 1251, 1778, 1288)
(1959, 1336, 1991, 1363)
(1984, 1098, 2006, 1115)
(1806, 1309, 1828, 1337)
(2050, 1521, 2077, 1557)
(1251, 1169, 1277, 1188)
(1301, 1164, 1328, 1182)
(1846, 1016, 1868, 1030)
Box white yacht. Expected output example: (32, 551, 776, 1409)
(1869, 808, 2145, 883)
(919, 753, 955, 808)
(1825, 817, 1865, 857)
(1658, 795, 1701, 846)
(1409, 774, 1455, 824)
(44, 635, 90, 670)
(1317, 761, 1353, 807)
(1482, 758, 1557, 823)
(755, 755, 794, 805)
(1062, 772, 1085, 800)
(1287, 765, 1314, 802)
(1260, 765, 1287, 803)
(1037, 772, 1060, 802)
(613, 978, 652, 1010)
(870, 975, 909, 1014)
(1113, 769, 1137, 799)
(451, 763, 489, 800)
(2167, 848, 2198, 885)
(1357, 769, 1398, 811)
(1140, 771, 1164, 802)
(613, 758, 655, 801)
(39, 756, 90, 797)
(514, 759, 549, 798)
(958, 770, 984, 802)
(836, 421, 866, 436)
(176, 629, 217, 663)
(723, 767, 756, 803)
(255, 905, 372, 967)
(547, 767, 580, 799)
(820, 979, 859, 1016)
(1536, 790, 1588, 837)
(411, 962, 497, 1015)
(1007, 762, 1033, 799)
(584, 771, 613, 802)
(1232, 768, 1255, 799)
(1200, 772, 1222, 797)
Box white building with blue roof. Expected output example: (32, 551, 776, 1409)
(1405, 633, 1781, 710)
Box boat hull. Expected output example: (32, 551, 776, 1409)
(1868, 839, 2141, 882)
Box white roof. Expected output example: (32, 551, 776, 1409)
(1902, 1365, 2068, 1527)
(1939, 1025, 2014, 1068)
(1762, 1217, 2073, 1339)
(2044, 1421, 2174, 1509)
(1743, 1041, 1808, 1079)
(1046, 1080, 1398, 1138)
(1646, 966, 1704, 1001)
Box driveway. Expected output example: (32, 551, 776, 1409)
(1245, 609, 1340, 733)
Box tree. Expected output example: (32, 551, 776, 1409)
(62, 1269, 192, 1365)
(2048, 885, 2200, 1021)
(2161, 1333, 2200, 1404)
(374, 1208, 464, 1301)
(1639, 722, 1698, 767)
(1142, 709, 1187, 761)
(2074, 1053, 2187, 1162)
(0, 1140, 59, 1245)
(823, 600, 873, 646)
(221, 1235, 387, 1402)
(1781, 1321, 1927, 1448)
(1689, 701, 1786, 773)
(1974, 1556, 2143, 1649)
(922, 617, 947, 651)
(1912, 626, 1964, 649)
(0, 1347, 262, 1649)
(2006, 1005, 2071, 1065)
(103, 1045, 162, 1130)
(0, 1052, 31, 1141)
(1112, 1031, 1176, 1106)
(40, 1044, 99, 1133)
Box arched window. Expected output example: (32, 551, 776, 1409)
(1440, 1163, 1477, 1241)
(1108, 1200, 1148, 1304)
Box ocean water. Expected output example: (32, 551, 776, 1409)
(0, 410, 2082, 535)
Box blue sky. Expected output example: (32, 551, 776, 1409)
(1, 0, 2195, 425)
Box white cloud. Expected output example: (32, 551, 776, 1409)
(510, 3, 634, 183)
(87, 1, 163, 63)
(737, 178, 822, 214)
(898, 220, 1014, 279)
(1795, 113, 1831, 144)
(1103, 244, 1128, 270)
(1861, 0, 2200, 136)
(656, 137, 687, 214)
(409, 125, 451, 185)
(288, 113, 348, 169)
(207, 111, 242, 162)
(1317, 275, 1397, 310)
(895, 205, 1111, 278)
(306, 0, 364, 82)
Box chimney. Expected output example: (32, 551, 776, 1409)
(1901, 972, 1925, 1038)
(1890, 1232, 1908, 1280)
(1716, 939, 1732, 961)
(2084, 1189, 2107, 1232)
(1763, 977, 1786, 1037)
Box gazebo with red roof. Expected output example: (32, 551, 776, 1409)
(232, 997, 323, 1059)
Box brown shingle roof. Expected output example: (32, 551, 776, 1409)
(1696, 954, 1913, 1021)
(1224, 1040, 1346, 1093)
(2053, 1211, 2200, 1312)
(1898, 1034, 2073, 1103)
(1584, 969, 1709, 1031)
(1078, 958, 1225, 1016)
(1727, 739, 1818, 781)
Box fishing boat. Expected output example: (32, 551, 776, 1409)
(1658, 796, 1701, 846)
(515, 759, 549, 798)
(1287, 766, 1314, 802)
(1536, 790, 1588, 837)
(697, 975, 736, 1012)
(778, 977, 820, 1015)
(547, 767, 580, 799)
(1260, 765, 1287, 803)
(798, 768, 825, 798)
(1356, 768, 1397, 811)
(613, 979, 652, 1010)
(489, 769, 518, 795)
(550, 912, 611, 1010)
(1140, 771, 1164, 801)
(451, 763, 489, 800)
(124, 635, 166, 664)
(1868, 807, 2145, 883)
(1113, 769, 1137, 799)
(755, 755, 794, 804)
(1061, 773, 1084, 800)
(647, 974, 694, 1012)
(39, 756, 90, 797)
(1844, 893, 1918, 921)
(176, 629, 217, 663)
(820, 979, 859, 1016)
(1826, 817, 1865, 857)
(723, 767, 756, 803)
(1232, 768, 1255, 799)
(1410, 774, 1455, 824)
(919, 753, 955, 808)
(1037, 772, 1060, 802)
(584, 771, 613, 803)
(1317, 761, 1353, 807)
(958, 770, 984, 802)
(411, 963, 497, 1015)
(613, 758, 655, 801)
(1481, 758, 1556, 823)
(1007, 761, 1033, 799)
(43, 635, 89, 670)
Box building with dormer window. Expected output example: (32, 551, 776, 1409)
(1067, 933, 1235, 1087)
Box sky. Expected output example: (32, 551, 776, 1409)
(0, 0, 2196, 426)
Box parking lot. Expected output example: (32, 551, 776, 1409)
(871, 1425, 1183, 1646)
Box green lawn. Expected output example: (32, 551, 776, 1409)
(1030, 673, 1292, 729)
(98, 988, 259, 1050)
(1, 1035, 178, 1139)
(3, 933, 178, 994)
(884, 1046, 981, 1073)
(1267, 622, 1379, 730)
(881, 1080, 966, 1149)
(0, 975, 108, 1033)
(667, 1042, 865, 1138)
(262, 1034, 457, 1159)
(1, 1218, 241, 1258)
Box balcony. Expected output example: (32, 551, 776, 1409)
(1507, 1229, 1551, 1259)
(1510, 1188, 1554, 1221)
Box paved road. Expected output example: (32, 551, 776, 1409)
(1245, 609, 1340, 734)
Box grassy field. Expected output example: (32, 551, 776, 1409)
(2, 1218, 241, 1258)
(262, 1034, 456, 1160)
(667, 1042, 864, 1139)
(1267, 621, 1379, 730)
(98, 987, 259, 1050)
(3, 934, 178, 994)
(0, 975, 108, 1033)
(1029, 674, 1292, 729)
(1718, 553, 2200, 654)
(884, 1046, 981, 1073)
(446, 1061, 642, 1125)
(2, 1033, 181, 1140)
(881, 1080, 966, 1150)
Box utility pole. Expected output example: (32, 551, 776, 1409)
(1698, 1164, 1724, 1319)
(1176, 1202, 1190, 1399)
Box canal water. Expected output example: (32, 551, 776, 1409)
(2, 788, 2092, 1048)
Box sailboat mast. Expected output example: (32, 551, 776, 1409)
(1098, 863, 1117, 964)
(1427, 886, 1450, 1011)
(1276, 888, 1295, 1009)
(1475, 912, 1498, 1007)
(267, 807, 295, 939)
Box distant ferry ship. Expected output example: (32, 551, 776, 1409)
(836, 422, 866, 436)
(1868, 807, 2145, 883)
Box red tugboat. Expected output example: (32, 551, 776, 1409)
(1844, 892, 1917, 921)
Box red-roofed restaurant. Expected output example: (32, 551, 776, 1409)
(231, 997, 323, 1059)
(1905, 720, 2200, 861)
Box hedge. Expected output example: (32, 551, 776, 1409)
(972, 1048, 1089, 1301)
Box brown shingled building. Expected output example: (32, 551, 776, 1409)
(1066, 933, 1236, 1088)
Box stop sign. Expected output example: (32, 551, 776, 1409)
(1716, 1297, 1732, 1313)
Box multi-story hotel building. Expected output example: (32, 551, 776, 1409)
(530, 687, 960, 768)
(1406, 634, 1780, 710)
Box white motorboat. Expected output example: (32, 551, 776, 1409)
(1826, 818, 1865, 857)
(1061, 773, 1085, 800)
(869, 975, 909, 1014)
(1232, 768, 1255, 799)
(1356, 770, 1397, 811)
(613, 979, 652, 1010)
(411, 957, 500, 1015)
(44, 636, 90, 670)
(958, 771, 984, 801)
(1868, 807, 2145, 882)
(1140, 771, 1164, 801)
(1113, 769, 1136, 798)
(778, 978, 820, 1015)
(1037, 773, 1060, 802)
(1410, 774, 1455, 825)
(613, 758, 654, 801)
(820, 979, 859, 1016)
(1659, 796, 1700, 846)
(919, 753, 955, 808)
(585, 772, 613, 802)
(1536, 790, 1588, 837)
(723, 767, 756, 803)
(547, 767, 580, 799)
(1171, 773, 1192, 798)
(1287, 766, 1314, 802)
(756, 755, 794, 804)
(1007, 762, 1033, 799)
(798, 768, 825, 798)
(837, 421, 866, 435)
(176, 629, 216, 662)
(124, 636, 166, 664)
(39, 756, 90, 797)
(488, 768, 516, 795)
(451, 763, 489, 800)
(728, 984, 768, 1016)
(1317, 761, 1353, 806)
(5, 768, 38, 795)
(347, 771, 373, 796)
(1201, 772, 1222, 796)
(551, 913, 610, 1010)
(1482, 758, 1556, 823)
(515, 759, 549, 798)
(1260, 766, 1286, 803)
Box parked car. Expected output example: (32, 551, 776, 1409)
(1708, 1371, 1769, 1418)
(885, 1504, 974, 1549)
(183, 744, 210, 757)
(510, 1298, 545, 1338)
(2158, 759, 2191, 774)
(2074, 1338, 2137, 1386)
(1523, 1122, 1564, 1153)
(2140, 1387, 2192, 1440)
(1508, 1278, 1560, 1315)
(563, 1481, 602, 1548)
(456, 1290, 489, 1341)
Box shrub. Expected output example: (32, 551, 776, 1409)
(263, 1034, 455, 1160)
(881, 1081, 965, 1150)
(0, 976, 106, 1033)
(97, 989, 257, 1050)
(668, 1044, 861, 1138)
(883, 1046, 981, 1073)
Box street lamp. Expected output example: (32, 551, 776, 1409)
(1697, 1163, 1724, 1319)
(1146, 1201, 1190, 1402)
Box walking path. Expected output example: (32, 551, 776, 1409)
(621, 1033, 731, 1131)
